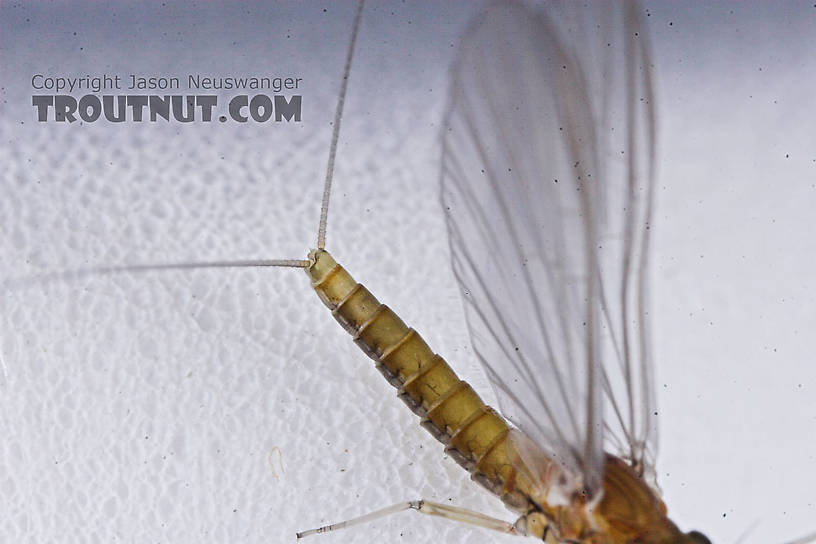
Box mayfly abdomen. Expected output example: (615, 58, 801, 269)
(306, 249, 531, 513)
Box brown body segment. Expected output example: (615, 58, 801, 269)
(306, 249, 532, 512)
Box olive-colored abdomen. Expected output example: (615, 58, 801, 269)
(306, 249, 530, 512)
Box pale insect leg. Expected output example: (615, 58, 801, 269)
(295, 499, 521, 540)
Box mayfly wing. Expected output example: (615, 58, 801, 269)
(440, 0, 658, 495)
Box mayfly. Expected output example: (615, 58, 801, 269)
(294, 1, 720, 541)
(285, 2, 816, 543)
(4, 2, 815, 543)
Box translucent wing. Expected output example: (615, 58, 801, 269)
(440, 0, 657, 494)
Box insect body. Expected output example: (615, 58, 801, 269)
(7, 2, 815, 543)
(298, 1, 810, 542)
(303, 245, 703, 544)
(307, 249, 521, 506)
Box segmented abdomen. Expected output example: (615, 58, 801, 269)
(306, 249, 530, 512)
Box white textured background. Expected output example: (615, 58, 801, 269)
(1, 2, 815, 543)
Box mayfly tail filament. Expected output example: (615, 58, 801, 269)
(316, 0, 365, 251)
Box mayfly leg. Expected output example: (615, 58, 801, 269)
(295, 499, 522, 540)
